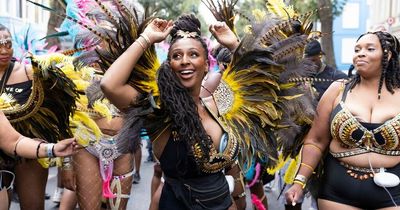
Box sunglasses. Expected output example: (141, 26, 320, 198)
(0, 38, 12, 49)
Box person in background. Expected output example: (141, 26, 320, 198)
(282, 40, 349, 210)
(304, 40, 348, 100)
(0, 23, 77, 210)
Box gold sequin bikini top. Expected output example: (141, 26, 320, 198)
(330, 84, 400, 156)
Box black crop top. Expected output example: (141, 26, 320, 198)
(4, 80, 32, 105)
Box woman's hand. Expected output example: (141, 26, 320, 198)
(209, 21, 239, 51)
(54, 138, 79, 157)
(142, 18, 174, 44)
(285, 183, 304, 206)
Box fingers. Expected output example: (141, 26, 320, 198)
(164, 20, 174, 34)
(285, 187, 303, 207)
(61, 137, 76, 144)
(285, 189, 297, 206)
(210, 21, 227, 32)
(72, 143, 84, 154)
(209, 21, 228, 38)
(153, 18, 173, 31)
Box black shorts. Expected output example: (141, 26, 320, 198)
(318, 154, 400, 209)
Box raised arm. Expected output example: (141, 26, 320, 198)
(209, 21, 239, 52)
(200, 23, 237, 97)
(100, 18, 173, 110)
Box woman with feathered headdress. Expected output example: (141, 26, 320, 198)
(0, 23, 78, 210)
(101, 13, 241, 209)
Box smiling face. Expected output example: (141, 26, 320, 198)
(0, 30, 13, 67)
(168, 38, 208, 92)
(353, 33, 384, 78)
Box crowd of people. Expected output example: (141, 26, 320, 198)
(1, 0, 400, 210)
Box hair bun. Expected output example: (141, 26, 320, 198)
(170, 14, 201, 40)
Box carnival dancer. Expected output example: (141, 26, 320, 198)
(0, 24, 78, 210)
(286, 31, 400, 209)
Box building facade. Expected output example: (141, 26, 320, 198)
(368, 0, 400, 36)
(332, 0, 370, 71)
(0, 0, 51, 59)
(0, 0, 50, 31)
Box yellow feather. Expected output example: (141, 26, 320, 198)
(283, 155, 300, 184)
(243, 25, 253, 34)
(71, 111, 102, 146)
(266, 0, 296, 19)
(267, 153, 289, 175)
(252, 9, 266, 21)
(93, 100, 112, 121)
(37, 158, 51, 168)
(70, 120, 92, 146)
(0, 93, 18, 110)
(78, 66, 95, 81)
(73, 80, 90, 92)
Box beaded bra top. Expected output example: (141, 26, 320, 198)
(330, 84, 400, 156)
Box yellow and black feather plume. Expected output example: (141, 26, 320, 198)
(201, 0, 238, 35)
(3, 55, 78, 143)
(207, 0, 319, 169)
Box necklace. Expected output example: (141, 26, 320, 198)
(0, 62, 14, 94)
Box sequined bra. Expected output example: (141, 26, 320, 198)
(330, 84, 400, 156)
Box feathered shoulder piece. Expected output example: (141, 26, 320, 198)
(91, 1, 161, 97)
(27, 0, 160, 96)
(2, 54, 78, 143)
(209, 0, 319, 168)
(71, 75, 115, 147)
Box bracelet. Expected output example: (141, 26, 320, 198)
(304, 143, 323, 154)
(36, 141, 46, 158)
(300, 162, 314, 172)
(233, 191, 246, 200)
(260, 194, 266, 202)
(52, 144, 56, 157)
(294, 174, 307, 183)
(13, 136, 25, 157)
(62, 161, 73, 170)
(46, 143, 55, 158)
(293, 180, 306, 189)
(63, 156, 72, 163)
(140, 34, 151, 46)
(135, 38, 146, 50)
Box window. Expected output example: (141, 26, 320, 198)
(342, 3, 360, 29)
(341, 38, 357, 64)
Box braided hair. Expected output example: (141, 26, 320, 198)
(156, 14, 213, 166)
(349, 31, 400, 99)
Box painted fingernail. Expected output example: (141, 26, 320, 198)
(292, 201, 296, 206)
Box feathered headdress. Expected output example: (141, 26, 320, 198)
(203, 0, 320, 170)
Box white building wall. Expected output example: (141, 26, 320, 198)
(368, 0, 400, 36)
(0, 0, 50, 32)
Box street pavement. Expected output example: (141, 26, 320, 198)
(10, 140, 314, 210)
